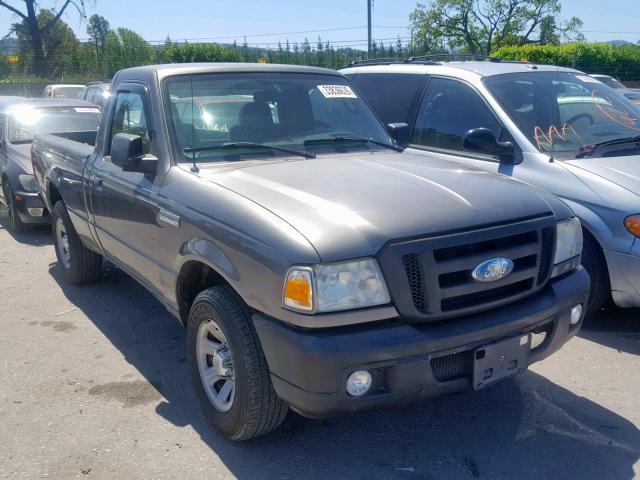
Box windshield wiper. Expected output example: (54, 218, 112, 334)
(576, 135, 640, 158)
(304, 136, 403, 152)
(184, 142, 315, 159)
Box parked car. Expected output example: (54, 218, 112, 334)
(42, 84, 84, 99)
(78, 81, 110, 109)
(32, 63, 589, 440)
(0, 98, 100, 232)
(589, 74, 640, 104)
(342, 58, 640, 315)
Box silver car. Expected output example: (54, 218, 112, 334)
(342, 59, 640, 315)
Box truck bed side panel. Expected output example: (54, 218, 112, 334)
(33, 133, 99, 250)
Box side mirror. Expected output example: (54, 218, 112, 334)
(110, 133, 157, 174)
(463, 128, 516, 164)
(387, 122, 410, 146)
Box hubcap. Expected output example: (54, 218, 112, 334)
(56, 217, 71, 269)
(196, 319, 235, 412)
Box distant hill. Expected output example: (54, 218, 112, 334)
(608, 40, 632, 47)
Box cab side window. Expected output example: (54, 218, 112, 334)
(413, 77, 503, 153)
(109, 91, 151, 154)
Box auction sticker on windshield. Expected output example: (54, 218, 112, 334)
(576, 75, 601, 84)
(318, 85, 358, 99)
(75, 107, 100, 113)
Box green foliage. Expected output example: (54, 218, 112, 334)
(103, 28, 153, 77)
(492, 42, 640, 80)
(160, 43, 241, 63)
(410, 0, 582, 55)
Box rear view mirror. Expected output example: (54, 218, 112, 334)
(463, 128, 516, 164)
(387, 123, 410, 145)
(111, 133, 157, 174)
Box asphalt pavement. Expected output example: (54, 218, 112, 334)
(1, 212, 639, 480)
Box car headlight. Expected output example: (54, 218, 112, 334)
(551, 218, 583, 278)
(283, 258, 390, 313)
(17, 174, 39, 192)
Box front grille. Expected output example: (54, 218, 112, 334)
(431, 351, 473, 382)
(403, 253, 426, 312)
(386, 216, 556, 321)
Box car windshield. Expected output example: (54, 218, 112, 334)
(484, 72, 640, 159)
(165, 72, 393, 162)
(8, 105, 101, 143)
(52, 86, 83, 98)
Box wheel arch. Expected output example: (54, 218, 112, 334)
(175, 239, 241, 325)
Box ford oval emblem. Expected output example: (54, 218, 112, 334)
(471, 258, 514, 283)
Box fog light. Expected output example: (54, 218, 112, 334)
(27, 207, 43, 216)
(346, 370, 372, 396)
(570, 305, 583, 325)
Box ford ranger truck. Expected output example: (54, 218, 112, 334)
(32, 63, 590, 441)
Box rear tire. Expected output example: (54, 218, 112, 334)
(2, 181, 30, 233)
(52, 200, 102, 284)
(187, 285, 288, 441)
(582, 230, 610, 317)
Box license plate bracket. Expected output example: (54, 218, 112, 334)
(473, 335, 530, 390)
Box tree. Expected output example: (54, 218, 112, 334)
(1, 0, 86, 77)
(87, 14, 110, 76)
(104, 28, 152, 77)
(13, 9, 78, 78)
(410, 0, 583, 55)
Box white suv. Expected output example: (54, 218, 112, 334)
(341, 57, 640, 316)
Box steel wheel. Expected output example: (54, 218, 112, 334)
(55, 216, 71, 269)
(196, 319, 235, 413)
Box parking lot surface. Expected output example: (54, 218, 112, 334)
(1, 212, 639, 480)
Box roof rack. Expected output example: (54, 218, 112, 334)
(348, 57, 439, 67)
(407, 54, 501, 63)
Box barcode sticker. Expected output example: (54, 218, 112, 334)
(317, 85, 358, 99)
(75, 107, 100, 113)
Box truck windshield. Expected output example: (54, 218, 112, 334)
(483, 72, 640, 159)
(52, 86, 83, 98)
(165, 72, 394, 162)
(8, 105, 101, 144)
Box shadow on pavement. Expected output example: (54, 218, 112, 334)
(49, 265, 640, 480)
(0, 209, 52, 247)
(579, 306, 640, 356)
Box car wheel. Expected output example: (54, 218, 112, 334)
(52, 200, 102, 284)
(187, 285, 288, 441)
(2, 181, 30, 233)
(582, 230, 611, 317)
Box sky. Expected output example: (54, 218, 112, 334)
(0, 0, 638, 48)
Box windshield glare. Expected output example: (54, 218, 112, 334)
(165, 73, 393, 162)
(8, 105, 101, 143)
(484, 72, 640, 159)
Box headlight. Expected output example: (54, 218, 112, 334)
(554, 217, 583, 265)
(17, 174, 38, 192)
(283, 258, 390, 313)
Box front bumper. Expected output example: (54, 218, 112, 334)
(604, 248, 640, 308)
(12, 190, 50, 225)
(253, 267, 589, 418)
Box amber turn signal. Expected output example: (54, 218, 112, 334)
(283, 269, 313, 312)
(624, 214, 640, 238)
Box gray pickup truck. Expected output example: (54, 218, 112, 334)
(32, 63, 589, 441)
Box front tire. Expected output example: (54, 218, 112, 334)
(187, 285, 288, 441)
(2, 181, 30, 233)
(582, 230, 610, 316)
(52, 201, 102, 284)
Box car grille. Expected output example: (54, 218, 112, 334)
(379, 216, 556, 321)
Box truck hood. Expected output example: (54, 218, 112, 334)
(565, 155, 640, 197)
(203, 152, 562, 260)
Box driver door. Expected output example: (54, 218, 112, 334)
(88, 83, 162, 292)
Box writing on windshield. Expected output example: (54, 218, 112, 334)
(533, 123, 580, 150)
